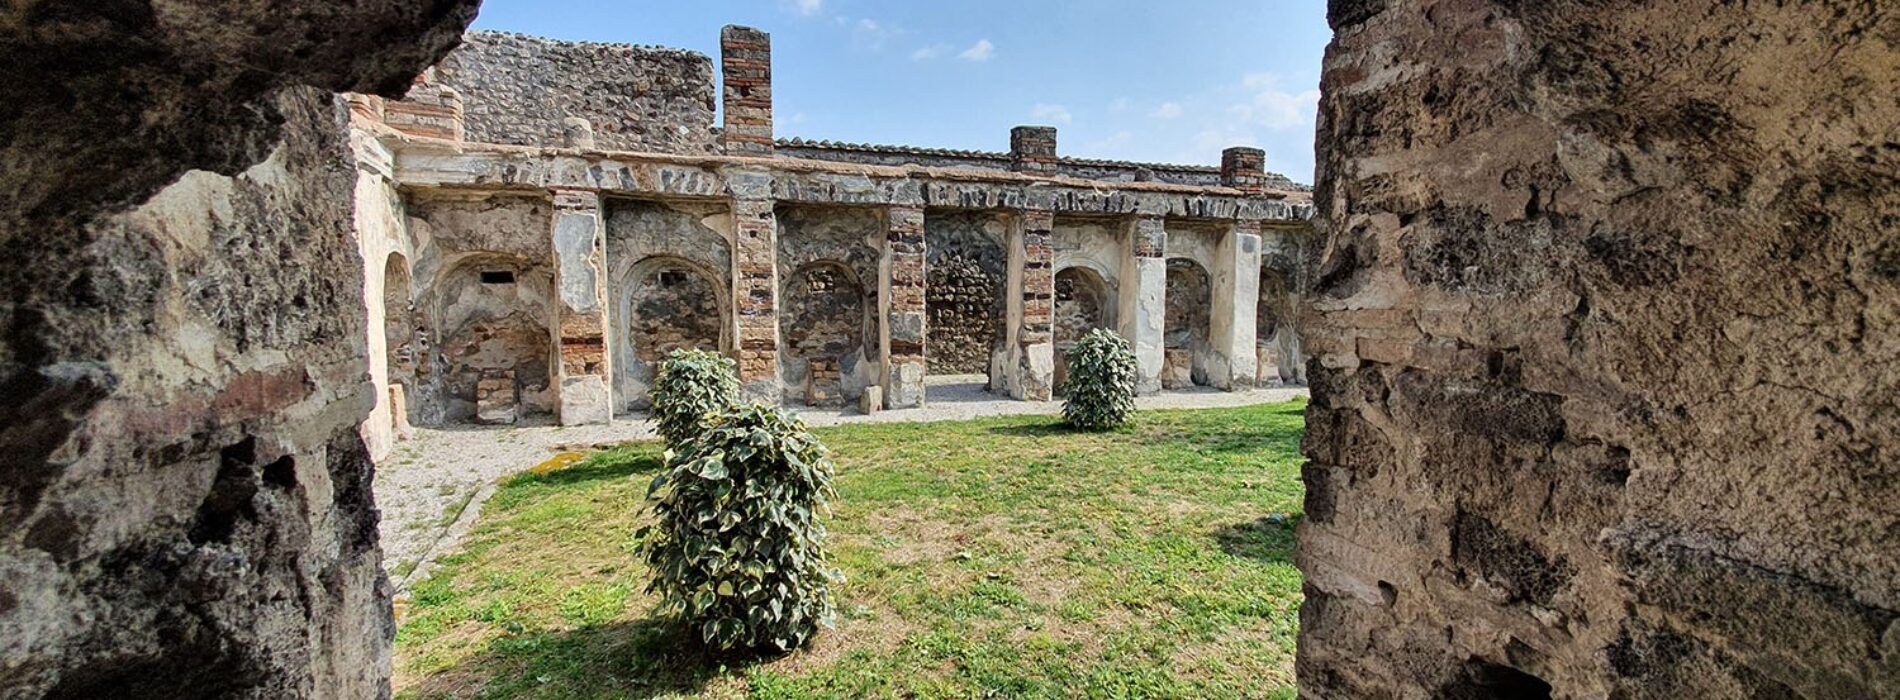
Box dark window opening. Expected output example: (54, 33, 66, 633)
(1440, 658, 1553, 700)
(480, 270, 515, 284)
(659, 269, 688, 287)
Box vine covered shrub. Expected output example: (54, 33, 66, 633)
(638, 404, 841, 653)
(1062, 328, 1138, 430)
(649, 349, 739, 451)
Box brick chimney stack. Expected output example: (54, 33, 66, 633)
(1010, 126, 1058, 175)
(1220, 146, 1267, 194)
(721, 25, 774, 156)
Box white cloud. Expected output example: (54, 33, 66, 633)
(787, 0, 823, 16)
(850, 17, 902, 51)
(1231, 73, 1320, 130)
(910, 44, 946, 61)
(1151, 102, 1184, 119)
(958, 39, 995, 62)
(1030, 103, 1073, 125)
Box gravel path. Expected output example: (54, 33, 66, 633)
(373, 376, 1308, 591)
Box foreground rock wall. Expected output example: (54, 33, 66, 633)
(1300, 1, 1898, 698)
(0, 2, 477, 696)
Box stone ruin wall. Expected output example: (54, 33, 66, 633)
(1300, 1, 1898, 698)
(431, 30, 719, 154)
(924, 211, 1010, 377)
(776, 206, 883, 406)
(606, 200, 734, 410)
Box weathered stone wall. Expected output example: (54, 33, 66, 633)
(1299, 1, 1898, 698)
(0, 2, 478, 695)
(776, 206, 881, 404)
(404, 194, 559, 424)
(925, 211, 1009, 376)
(606, 200, 732, 409)
(1258, 227, 1307, 386)
(1163, 258, 1214, 388)
(433, 30, 718, 154)
(777, 139, 1308, 190)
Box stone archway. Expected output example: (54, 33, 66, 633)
(1164, 258, 1213, 388)
(782, 261, 871, 406)
(1053, 265, 1112, 392)
(624, 257, 726, 365)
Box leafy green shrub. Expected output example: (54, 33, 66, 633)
(1062, 328, 1138, 430)
(638, 404, 841, 653)
(649, 349, 739, 452)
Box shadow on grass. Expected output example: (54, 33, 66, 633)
(1212, 514, 1301, 565)
(401, 615, 775, 700)
(984, 421, 1079, 438)
(506, 452, 665, 489)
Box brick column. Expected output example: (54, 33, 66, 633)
(1118, 213, 1167, 395)
(1009, 126, 1058, 176)
(731, 194, 782, 401)
(881, 206, 927, 409)
(382, 68, 464, 141)
(1220, 146, 1267, 194)
(1209, 219, 1263, 390)
(721, 25, 773, 156)
(1004, 209, 1056, 400)
(551, 189, 611, 425)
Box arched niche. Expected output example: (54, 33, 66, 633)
(1164, 257, 1214, 388)
(425, 252, 556, 424)
(781, 261, 873, 406)
(382, 253, 419, 430)
(1053, 265, 1114, 393)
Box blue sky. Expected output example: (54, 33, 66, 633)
(472, 1, 1330, 183)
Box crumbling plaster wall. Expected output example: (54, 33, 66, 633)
(925, 210, 1009, 379)
(1299, 1, 1898, 698)
(0, 2, 478, 696)
(776, 205, 882, 405)
(1052, 218, 1122, 389)
(606, 199, 733, 409)
(433, 30, 719, 154)
(404, 194, 559, 424)
(1258, 227, 1307, 386)
(1165, 222, 1223, 387)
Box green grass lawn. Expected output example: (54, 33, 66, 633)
(394, 399, 1307, 699)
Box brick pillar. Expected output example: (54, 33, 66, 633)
(1005, 209, 1056, 400)
(383, 68, 464, 141)
(551, 189, 612, 425)
(1220, 146, 1267, 194)
(1118, 213, 1167, 395)
(1209, 219, 1262, 390)
(1009, 126, 1058, 176)
(731, 194, 782, 400)
(881, 206, 927, 409)
(721, 25, 774, 156)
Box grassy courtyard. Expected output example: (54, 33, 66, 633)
(394, 400, 1307, 699)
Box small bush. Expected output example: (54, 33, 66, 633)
(638, 404, 841, 653)
(1062, 328, 1138, 430)
(649, 349, 739, 451)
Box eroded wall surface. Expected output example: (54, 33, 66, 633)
(434, 31, 718, 154)
(606, 199, 733, 409)
(925, 211, 1010, 377)
(0, 2, 477, 695)
(1299, 1, 1898, 698)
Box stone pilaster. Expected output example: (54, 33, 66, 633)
(1209, 219, 1262, 390)
(1117, 213, 1167, 394)
(720, 25, 773, 156)
(551, 188, 611, 425)
(730, 190, 782, 400)
(881, 205, 927, 409)
(1005, 209, 1056, 400)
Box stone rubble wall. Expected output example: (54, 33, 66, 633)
(432, 30, 718, 154)
(1299, 0, 1898, 697)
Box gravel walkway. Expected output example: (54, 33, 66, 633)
(373, 376, 1308, 591)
